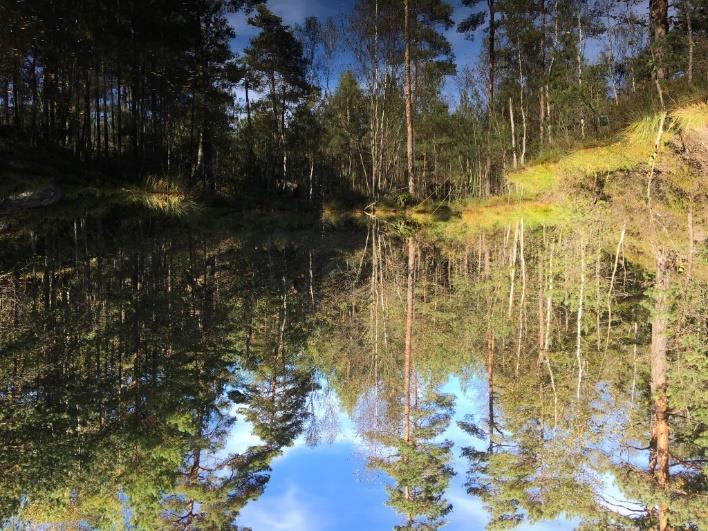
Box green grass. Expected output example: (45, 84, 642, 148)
(121, 176, 198, 216)
(419, 101, 707, 244)
(506, 102, 707, 198)
(418, 198, 568, 241)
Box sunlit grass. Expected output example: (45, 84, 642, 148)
(671, 101, 708, 131)
(416, 198, 568, 242)
(123, 176, 198, 216)
(430, 101, 707, 246)
(507, 121, 658, 197)
(505, 102, 707, 198)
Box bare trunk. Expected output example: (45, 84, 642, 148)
(576, 241, 585, 400)
(685, 1, 693, 84)
(517, 42, 527, 164)
(402, 235, 415, 530)
(539, 0, 546, 146)
(537, 241, 546, 433)
(650, 247, 670, 531)
(403, 237, 415, 444)
(309, 156, 314, 202)
(404, 0, 415, 196)
(486, 324, 495, 453)
(509, 97, 517, 168)
(544, 240, 558, 429)
(487, 0, 496, 126)
(650, 0, 669, 80)
(515, 220, 526, 376)
(508, 221, 519, 316)
(577, 13, 585, 138)
(605, 224, 626, 349)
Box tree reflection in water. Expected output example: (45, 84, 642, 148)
(0, 214, 704, 529)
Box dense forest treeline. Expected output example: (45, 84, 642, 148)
(1, 0, 705, 204)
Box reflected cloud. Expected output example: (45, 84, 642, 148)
(239, 483, 329, 531)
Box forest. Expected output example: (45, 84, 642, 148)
(0, 0, 706, 530)
(0, 0, 704, 203)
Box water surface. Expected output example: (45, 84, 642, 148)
(0, 210, 691, 529)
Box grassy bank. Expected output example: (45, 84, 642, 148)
(3, 100, 706, 254)
(408, 100, 706, 235)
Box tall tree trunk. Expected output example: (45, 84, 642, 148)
(95, 66, 102, 159)
(576, 14, 585, 138)
(487, 0, 496, 126)
(509, 97, 517, 168)
(544, 239, 558, 428)
(109, 73, 116, 153)
(537, 242, 546, 434)
(650, 247, 671, 531)
(30, 54, 38, 144)
(514, 219, 526, 376)
(650, 0, 669, 80)
(508, 221, 519, 315)
(84, 71, 92, 159)
(486, 324, 495, 453)
(517, 42, 527, 165)
(404, 236, 415, 444)
(485, 0, 496, 194)
(539, 0, 546, 146)
(685, 0, 693, 84)
(102, 66, 109, 158)
(402, 236, 415, 519)
(116, 70, 123, 156)
(576, 240, 585, 400)
(404, 0, 415, 196)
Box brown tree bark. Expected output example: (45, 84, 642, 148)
(402, 236, 415, 521)
(403, 236, 415, 443)
(539, 0, 546, 145)
(650, 0, 669, 80)
(486, 324, 495, 453)
(650, 247, 671, 531)
(487, 0, 495, 126)
(685, 0, 694, 84)
(404, 0, 415, 196)
(484, 0, 496, 195)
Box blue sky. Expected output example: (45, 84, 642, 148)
(231, 376, 585, 530)
(228, 0, 653, 107)
(229, 0, 482, 66)
(228, 0, 484, 104)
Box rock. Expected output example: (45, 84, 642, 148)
(0, 178, 63, 214)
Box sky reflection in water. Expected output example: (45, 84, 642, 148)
(2, 214, 698, 531)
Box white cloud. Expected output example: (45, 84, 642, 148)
(239, 483, 330, 531)
(222, 404, 264, 456)
(446, 486, 489, 528)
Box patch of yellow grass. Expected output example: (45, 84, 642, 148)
(124, 176, 197, 216)
(506, 102, 707, 198)
(419, 198, 568, 241)
(671, 101, 708, 131)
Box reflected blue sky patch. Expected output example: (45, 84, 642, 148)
(232, 375, 584, 530)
